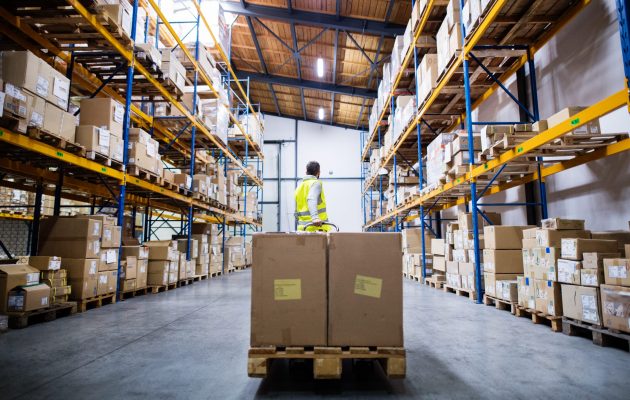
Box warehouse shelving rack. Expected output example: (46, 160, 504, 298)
(361, 0, 630, 303)
(0, 1, 263, 283)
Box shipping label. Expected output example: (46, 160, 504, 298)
(41, 296, 49, 306)
(53, 77, 70, 100)
(36, 76, 49, 97)
(98, 128, 111, 147)
(581, 294, 599, 323)
(608, 265, 628, 279)
(354, 274, 383, 299)
(114, 104, 124, 123)
(274, 279, 301, 301)
(29, 111, 44, 127)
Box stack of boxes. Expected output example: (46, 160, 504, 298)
(402, 228, 433, 279)
(601, 246, 630, 333)
(426, 133, 455, 188)
(76, 98, 125, 164)
(443, 132, 481, 180)
(436, 0, 463, 76)
(159, 49, 187, 95)
(127, 128, 162, 176)
(225, 235, 246, 271)
(238, 192, 258, 220)
(146, 241, 179, 286)
(1, 51, 75, 138)
(1, 264, 50, 314)
(28, 256, 70, 304)
(121, 245, 149, 291)
(193, 234, 209, 277)
(176, 237, 199, 277)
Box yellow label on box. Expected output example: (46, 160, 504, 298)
(354, 275, 382, 298)
(274, 279, 302, 300)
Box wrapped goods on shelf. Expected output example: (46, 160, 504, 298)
(426, 133, 455, 186)
(109, 135, 124, 163)
(136, 43, 162, 69)
(159, 49, 187, 94)
(402, 20, 413, 57)
(390, 35, 406, 80)
(173, 173, 192, 189)
(215, 105, 229, 145)
(445, 0, 461, 31)
(436, 8, 463, 76)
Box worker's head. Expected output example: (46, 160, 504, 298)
(306, 161, 320, 178)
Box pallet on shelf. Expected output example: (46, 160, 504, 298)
(177, 277, 194, 287)
(193, 274, 209, 281)
(562, 318, 630, 352)
(514, 306, 562, 332)
(424, 276, 445, 289)
(127, 165, 162, 185)
(483, 294, 517, 314)
(86, 150, 124, 171)
(26, 128, 86, 156)
(118, 286, 149, 301)
(443, 284, 477, 301)
(7, 301, 77, 329)
(77, 293, 116, 313)
(233, 265, 250, 271)
(210, 271, 222, 278)
(248, 346, 406, 379)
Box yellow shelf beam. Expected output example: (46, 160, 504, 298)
(0, 213, 33, 221)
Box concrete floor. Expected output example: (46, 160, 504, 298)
(0, 271, 628, 400)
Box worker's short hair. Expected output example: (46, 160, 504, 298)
(306, 161, 320, 176)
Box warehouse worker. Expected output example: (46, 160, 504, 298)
(295, 161, 331, 232)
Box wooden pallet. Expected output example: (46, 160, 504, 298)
(76, 293, 116, 313)
(26, 128, 86, 156)
(177, 277, 194, 287)
(193, 274, 209, 281)
(248, 346, 406, 379)
(162, 180, 178, 191)
(423, 277, 445, 289)
(118, 286, 149, 301)
(148, 283, 177, 294)
(85, 150, 124, 171)
(192, 192, 209, 203)
(210, 271, 222, 278)
(233, 265, 250, 271)
(7, 302, 77, 329)
(483, 294, 517, 314)
(514, 306, 562, 332)
(127, 165, 161, 184)
(443, 284, 477, 301)
(562, 318, 630, 352)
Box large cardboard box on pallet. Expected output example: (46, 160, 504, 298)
(251, 233, 327, 347)
(328, 233, 403, 347)
(600, 284, 630, 333)
(561, 284, 601, 325)
(0, 264, 40, 314)
(137, 259, 148, 288)
(603, 258, 630, 286)
(7, 284, 50, 312)
(484, 226, 532, 249)
(75, 125, 110, 156)
(483, 249, 522, 273)
(62, 258, 98, 300)
(79, 97, 124, 137)
(484, 273, 519, 298)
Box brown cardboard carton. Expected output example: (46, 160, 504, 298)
(123, 256, 137, 280)
(62, 258, 98, 300)
(557, 259, 582, 285)
(79, 97, 124, 137)
(121, 246, 149, 260)
(40, 238, 100, 259)
(534, 279, 562, 316)
(7, 284, 50, 312)
(581, 269, 604, 287)
(75, 125, 110, 156)
(483, 249, 522, 273)
(590, 231, 630, 252)
(547, 106, 600, 135)
(39, 216, 102, 239)
(136, 259, 148, 288)
(603, 258, 630, 286)
(148, 271, 169, 286)
(535, 229, 590, 248)
(2, 51, 46, 97)
(495, 280, 518, 302)
(27, 256, 61, 271)
(251, 233, 327, 346)
(101, 225, 122, 248)
(583, 252, 621, 269)
(431, 238, 445, 255)
(458, 212, 501, 231)
(458, 262, 478, 291)
(97, 270, 117, 295)
(121, 279, 136, 292)
(529, 247, 560, 281)
(148, 246, 178, 261)
(561, 239, 618, 261)
(483, 226, 533, 249)
(521, 238, 538, 249)
(328, 233, 403, 347)
(517, 276, 535, 308)
(625, 244, 630, 258)
(433, 255, 446, 272)
(561, 284, 601, 325)
(484, 273, 519, 297)
(446, 261, 459, 274)
(0, 265, 41, 314)
(600, 284, 630, 333)
(177, 239, 198, 259)
(541, 218, 585, 230)
(76, 214, 117, 226)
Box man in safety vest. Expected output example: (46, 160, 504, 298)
(295, 161, 331, 232)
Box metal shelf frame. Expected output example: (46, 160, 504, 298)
(361, 0, 630, 305)
(0, 0, 263, 292)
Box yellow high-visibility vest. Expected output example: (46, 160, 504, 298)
(294, 177, 330, 232)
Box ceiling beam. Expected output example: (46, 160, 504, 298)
(220, 2, 405, 36)
(246, 15, 281, 116)
(236, 70, 378, 99)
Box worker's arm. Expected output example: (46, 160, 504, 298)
(307, 181, 322, 225)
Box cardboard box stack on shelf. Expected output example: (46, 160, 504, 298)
(95, 0, 147, 44)
(238, 192, 258, 220)
(192, 223, 223, 275)
(225, 235, 246, 271)
(126, 128, 162, 177)
(37, 216, 120, 300)
(28, 256, 70, 304)
(176, 237, 199, 277)
(76, 97, 126, 164)
(426, 133, 455, 190)
(146, 240, 179, 286)
(436, 0, 463, 76)
(226, 170, 240, 211)
(444, 131, 481, 181)
(229, 114, 264, 149)
(121, 245, 149, 291)
(402, 228, 433, 279)
(0, 51, 75, 138)
(483, 225, 532, 303)
(1, 264, 49, 314)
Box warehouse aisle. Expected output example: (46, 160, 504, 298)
(0, 272, 628, 400)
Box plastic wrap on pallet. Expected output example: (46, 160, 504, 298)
(426, 133, 455, 186)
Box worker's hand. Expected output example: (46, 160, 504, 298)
(312, 220, 322, 227)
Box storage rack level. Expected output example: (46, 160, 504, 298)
(0, 0, 263, 286)
(360, 0, 630, 304)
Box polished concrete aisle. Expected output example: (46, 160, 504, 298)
(0, 271, 628, 400)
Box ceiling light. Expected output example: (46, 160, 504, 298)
(318, 107, 324, 120)
(316, 58, 324, 78)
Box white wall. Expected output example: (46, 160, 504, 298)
(262, 115, 363, 232)
(471, 0, 630, 230)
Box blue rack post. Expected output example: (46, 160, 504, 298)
(391, 95, 399, 232)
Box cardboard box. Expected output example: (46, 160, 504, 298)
(483, 226, 531, 249)
(177, 239, 198, 259)
(483, 249, 523, 273)
(517, 276, 535, 309)
(535, 229, 590, 248)
(101, 225, 122, 248)
(534, 280, 562, 316)
(541, 218, 585, 230)
(128, 142, 155, 171)
(590, 231, 630, 252)
(603, 258, 630, 286)
(557, 259, 582, 284)
(495, 280, 518, 302)
(27, 256, 61, 271)
(600, 284, 630, 333)
(446, 261, 459, 274)
(0, 264, 41, 314)
(39, 216, 102, 239)
(251, 233, 327, 347)
(121, 246, 149, 260)
(62, 258, 98, 300)
(583, 252, 620, 270)
(97, 270, 117, 295)
(121, 279, 136, 292)
(79, 97, 124, 137)
(7, 284, 50, 312)
(328, 233, 403, 347)
(547, 106, 600, 135)
(433, 255, 446, 272)
(431, 238, 445, 255)
(458, 212, 501, 232)
(484, 273, 519, 297)
(561, 239, 617, 260)
(528, 247, 560, 281)
(626, 244, 630, 258)
(39, 238, 100, 260)
(148, 246, 179, 261)
(561, 284, 601, 325)
(123, 256, 137, 280)
(137, 259, 148, 288)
